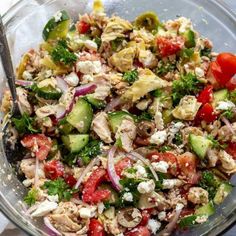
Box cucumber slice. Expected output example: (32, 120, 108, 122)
(62, 134, 89, 153)
(85, 94, 106, 109)
(212, 89, 229, 107)
(189, 134, 212, 159)
(43, 10, 70, 41)
(213, 183, 233, 205)
(179, 215, 197, 228)
(183, 30, 196, 48)
(195, 202, 215, 216)
(162, 109, 174, 125)
(59, 121, 74, 135)
(67, 98, 93, 134)
(108, 111, 133, 133)
(98, 184, 118, 204)
(35, 85, 62, 100)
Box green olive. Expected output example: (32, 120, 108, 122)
(134, 11, 159, 31)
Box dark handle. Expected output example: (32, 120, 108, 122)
(0, 16, 20, 115)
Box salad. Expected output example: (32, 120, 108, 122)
(1, 0, 236, 235)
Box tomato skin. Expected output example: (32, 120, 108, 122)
(64, 174, 77, 188)
(115, 157, 132, 176)
(139, 210, 152, 226)
(77, 21, 90, 34)
(216, 53, 236, 78)
(226, 142, 236, 160)
(225, 78, 236, 91)
(125, 226, 150, 236)
(157, 36, 184, 57)
(196, 103, 217, 123)
(44, 160, 64, 180)
(147, 152, 179, 176)
(82, 168, 110, 204)
(21, 134, 52, 160)
(197, 85, 213, 104)
(88, 219, 105, 236)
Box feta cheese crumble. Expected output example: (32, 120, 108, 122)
(122, 192, 133, 202)
(152, 161, 169, 173)
(216, 101, 235, 110)
(147, 219, 161, 234)
(79, 206, 96, 218)
(54, 11, 63, 22)
(76, 60, 102, 74)
(150, 130, 167, 146)
(64, 72, 79, 87)
(162, 179, 183, 189)
(137, 180, 155, 194)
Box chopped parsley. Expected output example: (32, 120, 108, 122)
(123, 69, 139, 84)
(24, 188, 39, 206)
(111, 37, 125, 51)
(150, 89, 162, 98)
(12, 113, 40, 134)
(179, 215, 197, 229)
(207, 135, 227, 149)
(137, 111, 153, 121)
(94, 36, 102, 49)
(159, 145, 173, 152)
(173, 132, 183, 145)
(155, 61, 175, 76)
(200, 47, 212, 57)
(172, 73, 202, 105)
(221, 109, 234, 120)
(51, 39, 77, 66)
(229, 90, 236, 104)
(180, 48, 194, 59)
(43, 178, 77, 201)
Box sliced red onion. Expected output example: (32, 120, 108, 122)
(127, 151, 159, 182)
(105, 97, 121, 112)
(55, 105, 67, 120)
(34, 157, 39, 188)
(16, 80, 34, 87)
(74, 83, 97, 97)
(157, 205, 183, 236)
(107, 146, 122, 191)
(44, 217, 62, 236)
(56, 77, 68, 93)
(75, 157, 99, 189)
(222, 116, 235, 135)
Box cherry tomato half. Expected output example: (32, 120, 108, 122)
(125, 226, 150, 236)
(226, 142, 236, 160)
(197, 85, 213, 104)
(196, 103, 217, 123)
(64, 174, 77, 188)
(44, 160, 64, 180)
(77, 21, 90, 34)
(115, 157, 132, 177)
(88, 219, 105, 236)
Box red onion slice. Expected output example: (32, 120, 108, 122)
(105, 97, 121, 112)
(16, 80, 34, 87)
(222, 116, 235, 135)
(56, 77, 68, 93)
(55, 105, 67, 120)
(75, 157, 99, 189)
(127, 151, 159, 182)
(74, 83, 97, 97)
(44, 217, 62, 236)
(107, 146, 122, 191)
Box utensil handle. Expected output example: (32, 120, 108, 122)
(0, 16, 19, 114)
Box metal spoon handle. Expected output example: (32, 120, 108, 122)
(0, 16, 20, 115)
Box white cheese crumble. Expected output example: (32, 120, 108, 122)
(54, 11, 62, 22)
(64, 72, 79, 87)
(22, 71, 32, 80)
(47, 195, 59, 202)
(147, 219, 161, 234)
(195, 215, 208, 223)
(152, 161, 169, 173)
(31, 200, 58, 217)
(150, 130, 167, 146)
(135, 165, 147, 178)
(122, 192, 133, 202)
(81, 74, 94, 84)
(97, 202, 105, 214)
(79, 206, 96, 218)
(168, 122, 185, 142)
(216, 101, 235, 110)
(178, 17, 193, 34)
(137, 180, 155, 194)
(84, 40, 98, 51)
(195, 67, 205, 78)
(162, 179, 183, 189)
(76, 60, 102, 74)
(158, 211, 166, 221)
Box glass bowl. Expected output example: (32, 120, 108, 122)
(0, 0, 235, 235)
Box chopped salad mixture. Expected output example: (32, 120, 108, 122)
(2, 0, 236, 235)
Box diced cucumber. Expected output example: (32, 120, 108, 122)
(195, 202, 215, 216)
(85, 94, 106, 109)
(189, 134, 212, 159)
(108, 111, 133, 133)
(34, 85, 62, 100)
(179, 215, 197, 228)
(67, 98, 93, 134)
(98, 184, 118, 204)
(183, 30, 196, 48)
(43, 10, 70, 41)
(212, 89, 229, 107)
(59, 121, 74, 135)
(162, 109, 173, 125)
(62, 134, 89, 153)
(213, 183, 233, 205)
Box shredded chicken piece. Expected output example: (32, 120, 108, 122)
(16, 87, 32, 115)
(218, 123, 236, 142)
(187, 187, 209, 205)
(130, 28, 155, 45)
(207, 149, 219, 167)
(218, 150, 236, 174)
(181, 126, 203, 144)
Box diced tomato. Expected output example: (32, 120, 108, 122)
(225, 77, 236, 91)
(44, 160, 64, 180)
(125, 226, 150, 236)
(82, 168, 110, 204)
(21, 134, 52, 160)
(216, 53, 236, 78)
(77, 21, 90, 34)
(115, 157, 132, 177)
(147, 152, 179, 176)
(64, 174, 77, 188)
(88, 219, 105, 236)
(226, 142, 236, 160)
(139, 210, 152, 226)
(177, 154, 199, 184)
(197, 85, 213, 104)
(156, 36, 184, 57)
(196, 103, 217, 123)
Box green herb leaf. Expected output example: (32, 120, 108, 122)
(180, 48, 194, 59)
(111, 37, 124, 51)
(207, 135, 227, 149)
(123, 69, 139, 84)
(159, 145, 173, 152)
(150, 89, 162, 98)
(24, 188, 38, 206)
(155, 61, 176, 76)
(179, 215, 197, 229)
(173, 132, 183, 145)
(221, 109, 234, 120)
(172, 73, 202, 105)
(137, 112, 153, 122)
(229, 90, 236, 104)
(200, 47, 212, 57)
(94, 36, 102, 49)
